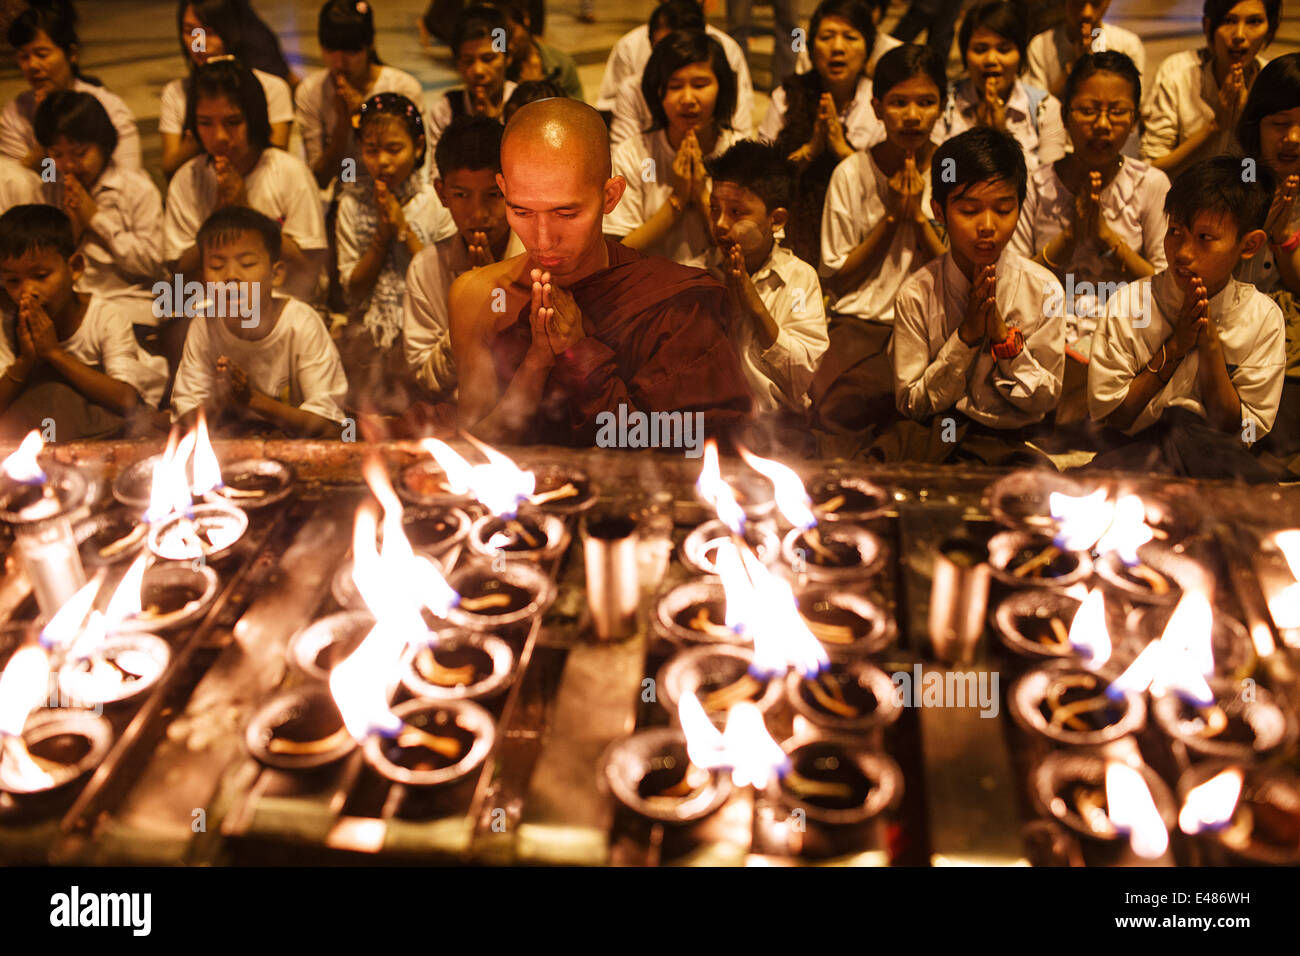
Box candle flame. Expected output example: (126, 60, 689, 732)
(1179, 768, 1244, 835)
(1105, 761, 1169, 859)
(419, 437, 534, 518)
(1269, 531, 1300, 630)
(1050, 488, 1113, 552)
(0, 643, 55, 789)
(677, 689, 789, 790)
(696, 439, 745, 535)
(1094, 494, 1154, 566)
(1, 431, 46, 485)
(103, 552, 149, 632)
(189, 409, 223, 496)
(1068, 587, 1112, 669)
(146, 430, 191, 524)
(1109, 591, 1215, 706)
(738, 447, 814, 529)
(38, 573, 103, 653)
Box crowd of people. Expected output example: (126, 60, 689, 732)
(0, 0, 1295, 482)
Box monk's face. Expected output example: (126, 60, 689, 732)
(498, 145, 624, 280)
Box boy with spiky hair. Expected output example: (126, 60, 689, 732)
(1088, 156, 1285, 479)
(171, 206, 348, 437)
(693, 140, 827, 414)
(0, 204, 167, 439)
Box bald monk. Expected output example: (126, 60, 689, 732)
(450, 98, 753, 446)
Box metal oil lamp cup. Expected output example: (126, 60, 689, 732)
(680, 519, 780, 576)
(362, 697, 495, 788)
(0, 463, 89, 617)
(1010, 662, 1146, 748)
(467, 512, 569, 564)
(1151, 678, 1297, 764)
(57, 633, 171, 708)
(770, 735, 904, 827)
(400, 628, 516, 701)
(785, 660, 902, 735)
(657, 645, 783, 728)
(288, 610, 376, 682)
(1177, 761, 1300, 866)
(780, 523, 885, 585)
(246, 688, 357, 770)
(446, 560, 556, 631)
(0, 708, 113, 796)
(601, 727, 732, 823)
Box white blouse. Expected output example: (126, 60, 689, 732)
(0, 155, 42, 214)
(159, 69, 294, 136)
(295, 66, 425, 184)
(934, 78, 1067, 171)
(0, 79, 142, 170)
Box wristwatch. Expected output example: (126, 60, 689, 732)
(991, 327, 1024, 360)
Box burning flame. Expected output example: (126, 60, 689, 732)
(1110, 591, 1215, 706)
(0, 643, 55, 789)
(677, 689, 789, 790)
(1094, 494, 1154, 566)
(1050, 488, 1113, 552)
(38, 574, 102, 654)
(102, 552, 149, 632)
(1068, 587, 1112, 669)
(738, 447, 814, 530)
(419, 437, 535, 518)
(1, 431, 46, 484)
(1179, 768, 1244, 835)
(146, 430, 192, 524)
(1105, 761, 1169, 859)
(1269, 531, 1300, 630)
(696, 439, 745, 535)
(190, 409, 223, 497)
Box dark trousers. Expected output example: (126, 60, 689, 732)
(892, 0, 964, 68)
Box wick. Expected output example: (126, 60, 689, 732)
(506, 518, 540, 548)
(702, 672, 762, 711)
(529, 482, 579, 505)
(1014, 545, 1060, 578)
(816, 494, 846, 515)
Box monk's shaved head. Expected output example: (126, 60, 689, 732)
(501, 98, 612, 185)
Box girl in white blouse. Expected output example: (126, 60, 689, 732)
(1010, 52, 1169, 355)
(1141, 0, 1280, 179)
(934, 0, 1067, 172)
(0, 4, 141, 173)
(160, 1, 294, 179)
(605, 31, 744, 266)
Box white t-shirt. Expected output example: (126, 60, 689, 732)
(610, 72, 753, 146)
(158, 69, 294, 136)
(336, 178, 456, 348)
(820, 147, 934, 325)
(1088, 272, 1285, 437)
(295, 66, 425, 182)
(170, 296, 348, 423)
(0, 294, 168, 408)
(935, 78, 1067, 172)
(1008, 158, 1170, 347)
(1140, 49, 1260, 179)
(44, 162, 164, 299)
(1025, 23, 1147, 100)
(606, 127, 745, 265)
(892, 250, 1065, 428)
(403, 230, 525, 398)
(163, 148, 327, 301)
(0, 79, 141, 170)
(0, 155, 42, 214)
(758, 74, 884, 151)
(594, 23, 754, 135)
(425, 82, 517, 157)
(690, 242, 828, 412)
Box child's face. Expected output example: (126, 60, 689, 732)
(16, 29, 74, 97)
(195, 93, 251, 165)
(456, 37, 507, 99)
(1165, 209, 1264, 295)
(1207, 0, 1271, 69)
(873, 74, 943, 151)
(708, 181, 779, 258)
(0, 246, 78, 317)
(812, 15, 868, 87)
(1260, 106, 1300, 177)
(182, 3, 225, 67)
(435, 167, 510, 249)
(323, 47, 371, 88)
(965, 27, 1019, 101)
(933, 177, 1020, 269)
(199, 229, 281, 337)
(662, 62, 719, 139)
(1065, 71, 1137, 166)
(47, 136, 107, 190)
(1066, 0, 1111, 35)
(360, 117, 421, 190)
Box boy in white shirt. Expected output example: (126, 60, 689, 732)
(693, 141, 828, 417)
(1025, 0, 1146, 102)
(0, 205, 167, 440)
(171, 207, 348, 438)
(1088, 157, 1285, 480)
(425, 6, 518, 156)
(883, 127, 1066, 464)
(404, 117, 523, 402)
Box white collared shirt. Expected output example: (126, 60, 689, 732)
(1026, 23, 1147, 100)
(295, 66, 426, 181)
(690, 242, 828, 412)
(606, 127, 745, 265)
(0, 79, 141, 170)
(758, 74, 884, 151)
(892, 250, 1066, 427)
(1008, 158, 1169, 345)
(611, 72, 753, 146)
(403, 230, 526, 397)
(595, 24, 754, 131)
(0, 155, 41, 214)
(1140, 50, 1261, 178)
(935, 78, 1067, 171)
(820, 147, 934, 325)
(45, 162, 164, 299)
(0, 294, 168, 408)
(1087, 271, 1285, 436)
(170, 296, 348, 423)
(164, 148, 327, 301)
(160, 69, 294, 135)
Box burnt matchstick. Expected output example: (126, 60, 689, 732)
(457, 593, 513, 612)
(267, 725, 352, 756)
(528, 482, 579, 505)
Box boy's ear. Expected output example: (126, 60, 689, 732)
(1238, 227, 1268, 261)
(270, 258, 286, 290)
(68, 252, 85, 283)
(871, 96, 884, 122)
(930, 198, 946, 226)
(433, 177, 446, 204)
(769, 206, 789, 231)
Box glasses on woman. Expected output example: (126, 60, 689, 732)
(1070, 104, 1135, 123)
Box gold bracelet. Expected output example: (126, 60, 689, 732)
(1041, 241, 1059, 269)
(1145, 343, 1166, 375)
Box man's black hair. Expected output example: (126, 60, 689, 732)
(0, 204, 77, 261)
(1165, 155, 1275, 237)
(33, 90, 119, 157)
(931, 126, 1027, 209)
(184, 57, 272, 152)
(1062, 50, 1142, 114)
(434, 115, 504, 178)
(704, 140, 794, 212)
(196, 205, 282, 264)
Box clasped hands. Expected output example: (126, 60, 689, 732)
(957, 264, 1009, 347)
(669, 130, 710, 217)
(526, 268, 587, 362)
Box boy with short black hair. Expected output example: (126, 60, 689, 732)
(693, 140, 827, 415)
(1087, 156, 1285, 480)
(425, 6, 518, 154)
(170, 206, 348, 437)
(884, 127, 1066, 463)
(0, 204, 166, 440)
(403, 117, 523, 401)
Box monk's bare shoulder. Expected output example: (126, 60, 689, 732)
(449, 252, 533, 341)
